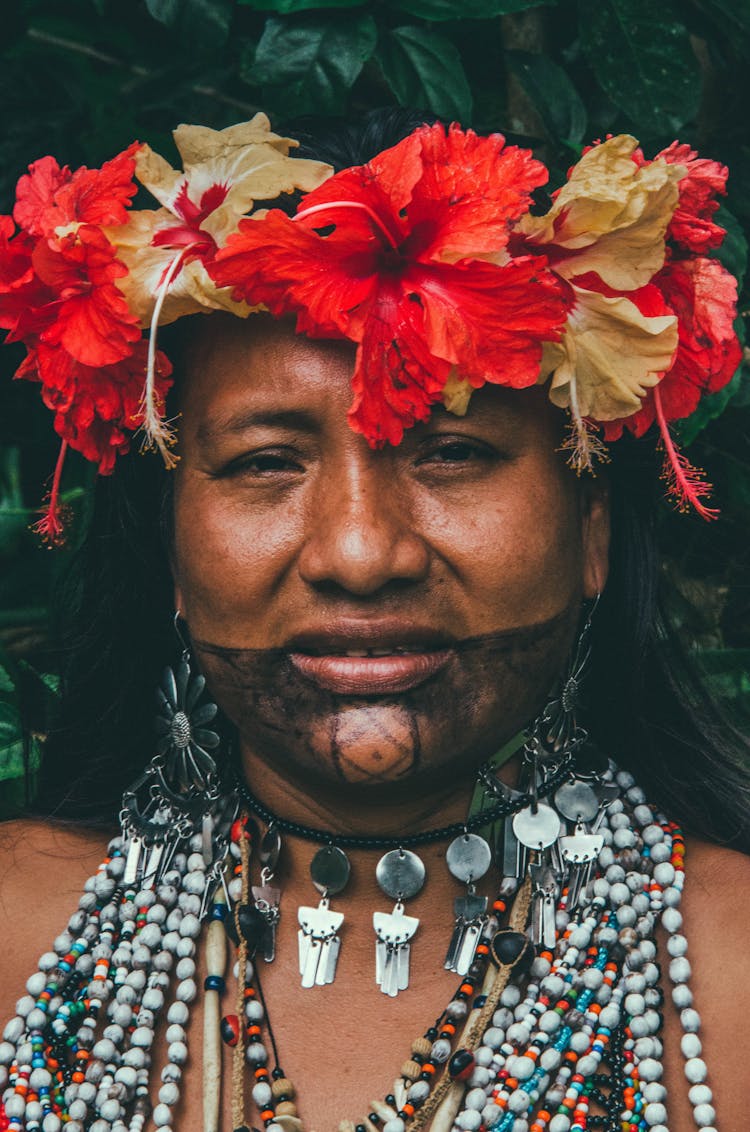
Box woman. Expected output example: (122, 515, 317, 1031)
(1, 110, 749, 1132)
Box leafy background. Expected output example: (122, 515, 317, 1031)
(1, 0, 749, 814)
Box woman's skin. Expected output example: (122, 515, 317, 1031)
(0, 315, 746, 1130)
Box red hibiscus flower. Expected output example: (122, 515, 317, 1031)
(30, 225, 142, 367)
(14, 145, 139, 238)
(655, 142, 729, 254)
(210, 122, 567, 446)
(19, 340, 173, 544)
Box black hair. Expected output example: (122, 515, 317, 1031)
(33, 109, 750, 848)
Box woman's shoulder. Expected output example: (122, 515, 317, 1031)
(0, 818, 111, 1018)
(661, 835, 750, 1129)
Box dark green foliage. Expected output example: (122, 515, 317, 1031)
(375, 25, 473, 120)
(0, 0, 748, 776)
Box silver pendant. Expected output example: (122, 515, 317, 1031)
(444, 890, 488, 976)
(375, 848, 426, 900)
(374, 848, 425, 996)
(560, 821, 605, 912)
(554, 779, 600, 823)
(297, 845, 351, 988)
(530, 861, 559, 948)
(444, 833, 492, 976)
(512, 803, 561, 850)
(298, 898, 344, 987)
(374, 902, 420, 997)
(253, 826, 283, 961)
(251, 882, 281, 962)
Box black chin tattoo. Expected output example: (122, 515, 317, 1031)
(193, 606, 579, 791)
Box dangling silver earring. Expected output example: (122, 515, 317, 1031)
(120, 611, 230, 893)
(537, 593, 600, 755)
(154, 611, 222, 794)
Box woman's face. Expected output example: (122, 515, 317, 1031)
(172, 315, 609, 797)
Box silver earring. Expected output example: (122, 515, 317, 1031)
(538, 593, 600, 755)
(154, 611, 222, 795)
(119, 612, 228, 893)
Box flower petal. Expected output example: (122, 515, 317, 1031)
(605, 255, 742, 438)
(547, 282, 678, 421)
(211, 209, 379, 338)
(348, 279, 450, 447)
(416, 257, 566, 389)
(657, 141, 728, 253)
(521, 134, 683, 291)
(410, 122, 550, 265)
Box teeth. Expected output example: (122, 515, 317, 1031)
(339, 648, 414, 657)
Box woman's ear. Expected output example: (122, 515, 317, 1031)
(581, 482, 610, 599)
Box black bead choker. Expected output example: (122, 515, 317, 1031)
(233, 753, 574, 850)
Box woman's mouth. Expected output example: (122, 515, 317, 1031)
(288, 647, 453, 694)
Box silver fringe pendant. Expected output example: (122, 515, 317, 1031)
(298, 845, 350, 987)
(444, 832, 492, 976)
(373, 848, 425, 997)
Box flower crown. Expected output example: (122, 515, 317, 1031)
(0, 113, 741, 542)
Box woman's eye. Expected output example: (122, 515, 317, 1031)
(219, 449, 304, 477)
(419, 438, 496, 465)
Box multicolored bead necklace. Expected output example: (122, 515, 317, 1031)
(0, 759, 712, 1132)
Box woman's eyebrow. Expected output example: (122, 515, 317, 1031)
(195, 407, 321, 445)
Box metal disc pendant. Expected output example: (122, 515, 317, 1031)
(512, 804, 561, 850)
(446, 833, 492, 884)
(310, 845, 351, 896)
(554, 779, 600, 823)
(376, 848, 426, 901)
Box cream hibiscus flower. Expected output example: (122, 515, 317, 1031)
(520, 134, 685, 466)
(106, 115, 332, 463)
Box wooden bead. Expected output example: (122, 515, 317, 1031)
(271, 1077, 295, 1099)
(411, 1037, 431, 1057)
(401, 1060, 422, 1080)
(275, 1101, 298, 1116)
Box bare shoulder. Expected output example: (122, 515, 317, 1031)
(661, 835, 750, 1130)
(0, 818, 110, 1021)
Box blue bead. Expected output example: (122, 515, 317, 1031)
(210, 903, 228, 921)
(204, 975, 225, 993)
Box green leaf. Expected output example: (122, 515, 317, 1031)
(695, 0, 750, 43)
(506, 51, 587, 146)
(0, 658, 23, 783)
(0, 700, 24, 783)
(145, 0, 233, 48)
(375, 26, 473, 122)
(677, 361, 748, 445)
(239, 0, 363, 9)
(387, 0, 552, 17)
(712, 205, 748, 290)
(0, 661, 14, 695)
(145, 0, 180, 23)
(578, 0, 701, 133)
(244, 13, 377, 115)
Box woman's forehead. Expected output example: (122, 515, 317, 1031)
(179, 311, 560, 444)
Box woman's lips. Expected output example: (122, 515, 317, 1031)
(289, 649, 453, 694)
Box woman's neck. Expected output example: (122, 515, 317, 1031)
(238, 738, 524, 839)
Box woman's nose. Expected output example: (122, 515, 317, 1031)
(297, 459, 430, 596)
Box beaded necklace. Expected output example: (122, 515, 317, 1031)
(0, 758, 713, 1132)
